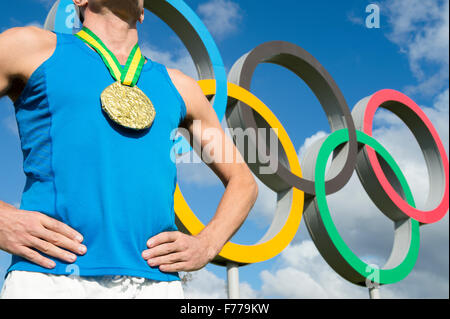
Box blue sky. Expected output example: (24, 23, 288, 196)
(0, 0, 448, 298)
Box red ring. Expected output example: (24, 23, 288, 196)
(363, 89, 449, 224)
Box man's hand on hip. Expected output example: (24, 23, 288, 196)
(0, 201, 87, 269)
(142, 231, 217, 273)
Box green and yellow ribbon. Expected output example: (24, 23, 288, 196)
(75, 27, 145, 87)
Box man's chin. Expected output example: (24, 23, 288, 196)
(90, 0, 143, 20)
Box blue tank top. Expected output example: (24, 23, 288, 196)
(7, 32, 186, 282)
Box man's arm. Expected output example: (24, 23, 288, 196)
(0, 27, 87, 269)
(142, 69, 258, 272)
(0, 26, 55, 101)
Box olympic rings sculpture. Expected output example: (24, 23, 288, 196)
(45, 0, 449, 287)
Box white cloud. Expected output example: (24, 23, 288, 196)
(384, 0, 449, 96)
(197, 0, 243, 40)
(423, 88, 449, 154)
(298, 131, 328, 163)
(260, 241, 368, 299)
(261, 267, 329, 299)
(183, 268, 258, 299)
(260, 234, 448, 299)
(183, 268, 227, 299)
(140, 43, 198, 80)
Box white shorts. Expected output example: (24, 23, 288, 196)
(0, 270, 185, 299)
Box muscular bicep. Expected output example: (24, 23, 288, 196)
(181, 81, 246, 185)
(167, 68, 249, 185)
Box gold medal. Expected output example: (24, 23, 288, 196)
(101, 81, 156, 130)
(76, 27, 155, 131)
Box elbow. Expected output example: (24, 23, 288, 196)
(250, 176, 259, 205)
(242, 168, 259, 205)
(227, 165, 259, 205)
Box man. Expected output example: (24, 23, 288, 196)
(0, 0, 258, 299)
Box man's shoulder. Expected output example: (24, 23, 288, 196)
(166, 68, 196, 87)
(0, 26, 56, 68)
(0, 26, 56, 100)
(165, 68, 203, 105)
(0, 26, 55, 51)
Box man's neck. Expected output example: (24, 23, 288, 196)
(82, 11, 139, 65)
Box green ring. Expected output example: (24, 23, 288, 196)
(315, 129, 420, 285)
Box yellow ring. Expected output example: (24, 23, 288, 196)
(174, 79, 304, 264)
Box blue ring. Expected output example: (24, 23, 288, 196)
(165, 0, 227, 154)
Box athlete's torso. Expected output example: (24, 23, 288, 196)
(8, 32, 186, 282)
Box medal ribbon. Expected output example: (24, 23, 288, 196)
(75, 27, 145, 87)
